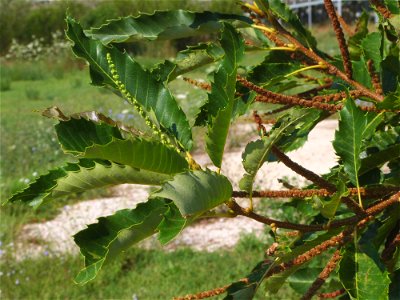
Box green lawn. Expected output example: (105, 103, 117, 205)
(1, 235, 275, 300)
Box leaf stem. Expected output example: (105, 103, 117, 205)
(252, 24, 276, 34)
(242, 2, 264, 16)
(185, 152, 202, 170)
(284, 63, 328, 78)
(262, 46, 297, 52)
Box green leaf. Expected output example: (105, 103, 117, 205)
(85, 10, 251, 44)
(157, 202, 187, 245)
(272, 108, 324, 153)
(52, 113, 188, 174)
(340, 249, 390, 300)
(74, 198, 170, 285)
(83, 138, 188, 175)
(352, 58, 372, 88)
(225, 261, 272, 299)
(66, 16, 193, 150)
(333, 99, 367, 186)
(152, 170, 233, 217)
(355, 254, 380, 300)
(206, 107, 232, 168)
(361, 32, 383, 70)
(348, 12, 369, 60)
(7, 159, 170, 208)
(381, 45, 399, 94)
(287, 268, 322, 295)
(152, 42, 224, 82)
(377, 85, 400, 110)
(320, 178, 349, 219)
(389, 270, 400, 300)
(54, 114, 123, 155)
(370, 126, 400, 150)
(360, 144, 400, 175)
(240, 108, 321, 194)
(363, 112, 385, 140)
(206, 23, 245, 168)
(264, 229, 342, 294)
(255, 0, 317, 48)
(248, 51, 302, 86)
(43, 106, 144, 140)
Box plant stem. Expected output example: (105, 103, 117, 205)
(284, 64, 328, 78)
(252, 24, 276, 33)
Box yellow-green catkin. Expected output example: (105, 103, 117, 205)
(106, 53, 177, 150)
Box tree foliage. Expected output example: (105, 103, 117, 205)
(6, 1, 400, 299)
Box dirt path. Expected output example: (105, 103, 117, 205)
(16, 120, 338, 259)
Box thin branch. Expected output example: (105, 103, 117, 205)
(323, 0, 352, 78)
(232, 187, 400, 199)
(229, 190, 399, 232)
(228, 200, 358, 231)
(301, 250, 342, 300)
(271, 146, 367, 217)
(227, 200, 328, 232)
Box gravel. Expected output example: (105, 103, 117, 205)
(15, 120, 338, 260)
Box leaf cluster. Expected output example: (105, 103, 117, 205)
(6, 2, 400, 299)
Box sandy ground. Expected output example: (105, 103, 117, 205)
(15, 120, 339, 259)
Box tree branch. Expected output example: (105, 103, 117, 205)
(228, 192, 399, 232)
(232, 187, 399, 199)
(271, 146, 367, 217)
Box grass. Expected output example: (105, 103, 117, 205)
(0, 235, 282, 300)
